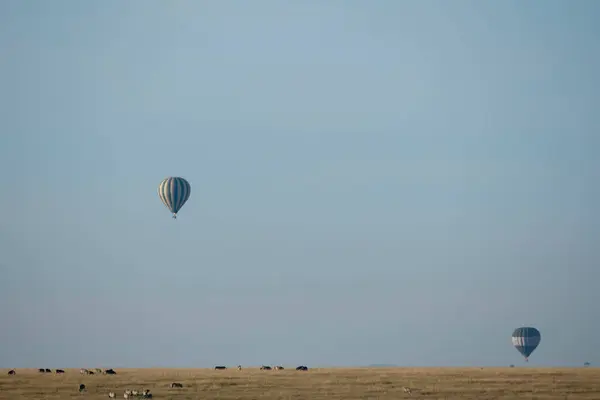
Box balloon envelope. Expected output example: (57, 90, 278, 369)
(158, 177, 191, 218)
(512, 327, 541, 360)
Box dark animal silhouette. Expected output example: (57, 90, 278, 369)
(104, 368, 116, 375)
(45, 369, 51, 373)
(79, 384, 86, 392)
(214, 366, 227, 370)
(170, 382, 183, 388)
(296, 365, 308, 371)
(38, 368, 46, 373)
(8, 370, 15, 375)
(56, 369, 65, 374)
(260, 365, 272, 370)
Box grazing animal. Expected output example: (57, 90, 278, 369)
(79, 384, 86, 392)
(104, 369, 117, 375)
(214, 365, 227, 370)
(142, 389, 152, 398)
(56, 369, 65, 374)
(296, 365, 308, 371)
(108, 392, 116, 399)
(45, 369, 52, 373)
(237, 365, 242, 370)
(8, 369, 15, 375)
(131, 390, 139, 396)
(170, 382, 183, 388)
(39, 368, 46, 373)
(124, 390, 132, 396)
(403, 387, 412, 394)
(80, 368, 89, 374)
(95, 368, 103, 374)
(260, 365, 272, 370)
(274, 366, 284, 370)
(123, 393, 129, 399)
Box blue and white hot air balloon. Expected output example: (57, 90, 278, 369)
(158, 177, 191, 219)
(511, 327, 541, 362)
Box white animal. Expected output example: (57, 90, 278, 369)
(123, 393, 129, 399)
(131, 390, 138, 396)
(403, 386, 412, 394)
(108, 392, 116, 398)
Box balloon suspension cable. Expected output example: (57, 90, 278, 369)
(173, 214, 177, 219)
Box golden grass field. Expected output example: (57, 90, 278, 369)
(1, 367, 600, 399)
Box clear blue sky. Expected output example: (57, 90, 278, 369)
(1, 1, 599, 368)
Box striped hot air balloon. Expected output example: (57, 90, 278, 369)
(158, 177, 191, 219)
(511, 327, 541, 362)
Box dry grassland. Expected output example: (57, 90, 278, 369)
(1, 367, 599, 400)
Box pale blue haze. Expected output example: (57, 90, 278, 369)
(1, 1, 599, 368)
